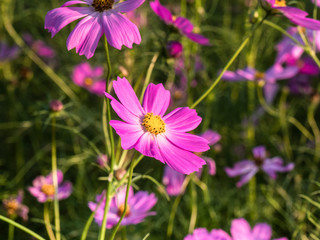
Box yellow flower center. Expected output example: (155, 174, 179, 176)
(255, 72, 265, 80)
(142, 113, 166, 135)
(84, 77, 94, 87)
(274, 0, 286, 7)
(41, 184, 55, 196)
(5, 200, 19, 215)
(117, 204, 131, 217)
(92, 0, 114, 12)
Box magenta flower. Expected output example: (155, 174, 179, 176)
(166, 41, 183, 58)
(28, 170, 72, 202)
(0, 42, 20, 62)
(45, 0, 145, 59)
(72, 62, 106, 96)
(150, 0, 209, 45)
(3, 190, 29, 221)
(88, 186, 157, 228)
(225, 146, 294, 187)
(185, 228, 231, 240)
(231, 218, 288, 240)
(288, 74, 313, 95)
(105, 77, 209, 174)
(23, 33, 56, 58)
(265, 0, 320, 30)
(162, 165, 185, 196)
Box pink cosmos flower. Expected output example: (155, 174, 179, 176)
(45, 0, 145, 59)
(185, 228, 231, 240)
(105, 77, 209, 174)
(23, 33, 56, 58)
(28, 170, 72, 202)
(162, 165, 185, 196)
(150, 0, 209, 45)
(2, 190, 29, 221)
(72, 62, 106, 96)
(166, 41, 183, 58)
(265, 0, 320, 30)
(88, 186, 157, 228)
(230, 218, 288, 240)
(225, 146, 294, 187)
(0, 42, 20, 62)
(312, 0, 320, 7)
(222, 65, 299, 103)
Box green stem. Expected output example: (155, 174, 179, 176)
(51, 116, 60, 240)
(0, 215, 45, 240)
(44, 203, 56, 240)
(307, 98, 320, 162)
(279, 89, 292, 160)
(99, 37, 115, 240)
(248, 176, 256, 221)
(167, 175, 191, 239)
(109, 157, 136, 240)
(102, 100, 111, 157)
(139, 53, 159, 102)
(8, 222, 14, 240)
(188, 176, 197, 233)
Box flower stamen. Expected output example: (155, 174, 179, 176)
(142, 113, 166, 135)
(92, 0, 114, 12)
(117, 204, 131, 217)
(274, 0, 286, 7)
(41, 184, 55, 196)
(84, 77, 94, 86)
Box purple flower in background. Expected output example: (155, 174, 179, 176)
(222, 65, 299, 103)
(45, 0, 145, 59)
(312, 0, 320, 7)
(28, 170, 72, 202)
(23, 33, 55, 58)
(162, 165, 185, 196)
(225, 146, 294, 187)
(231, 218, 288, 240)
(96, 154, 108, 167)
(288, 74, 313, 95)
(185, 228, 232, 240)
(105, 77, 209, 174)
(150, 0, 209, 45)
(72, 62, 106, 96)
(166, 41, 183, 58)
(0, 42, 20, 62)
(88, 186, 157, 228)
(265, 0, 320, 30)
(2, 190, 29, 221)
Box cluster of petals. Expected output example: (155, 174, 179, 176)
(222, 65, 299, 102)
(2, 190, 29, 221)
(72, 62, 106, 96)
(0, 42, 20, 62)
(225, 146, 294, 187)
(105, 77, 209, 174)
(150, 0, 210, 45)
(45, 0, 145, 59)
(265, 0, 320, 30)
(23, 33, 56, 58)
(88, 186, 157, 228)
(28, 170, 72, 202)
(185, 218, 288, 240)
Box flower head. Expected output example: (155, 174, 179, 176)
(88, 186, 157, 228)
(105, 77, 209, 174)
(166, 41, 183, 58)
(150, 0, 209, 45)
(185, 228, 232, 240)
(2, 190, 29, 221)
(72, 62, 106, 96)
(23, 33, 56, 58)
(162, 165, 185, 196)
(225, 146, 294, 187)
(45, 0, 145, 59)
(0, 42, 20, 62)
(28, 170, 72, 202)
(264, 0, 320, 30)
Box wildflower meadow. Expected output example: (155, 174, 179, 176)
(1, 0, 320, 239)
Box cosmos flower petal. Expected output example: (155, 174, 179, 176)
(164, 107, 202, 132)
(225, 160, 256, 177)
(111, 77, 144, 117)
(114, 186, 134, 206)
(133, 133, 164, 162)
(174, 17, 194, 33)
(157, 135, 206, 174)
(262, 157, 294, 179)
(90, 81, 106, 96)
(58, 181, 73, 199)
(150, 0, 173, 24)
(72, 62, 92, 85)
(184, 32, 210, 45)
(252, 223, 272, 240)
(163, 166, 185, 196)
(114, 0, 145, 13)
(102, 11, 141, 50)
(61, 0, 88, 7)
(46, 170, 64, 185)
(130, 192, 157, 211)
(264, 82, 279, 104)
(45, 7, 91, 37)
(266, 65, 299, 81)
(67, 13, 103, 58)
(142, 83, 171, 117)
(252, 146, 267, 160)
(165, 131, 209, 152)
(109, 120, 143, 149)
(231, 218, 252, 240)
(200, 130, 221, 146)
(285, 14, 320, 30)
(236, 167, 259, 187)
(222, 70, 246, 81)
(202, 157, 216, 175)
(210, 230, 232, 240)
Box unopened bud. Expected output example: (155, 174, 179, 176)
(50, 100, 64, 112)
(115, 168, 126, 181)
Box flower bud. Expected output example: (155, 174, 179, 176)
(50, 100, 63, 112)
(115, 168, 126, 181)
(166, 41, 183, 58)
